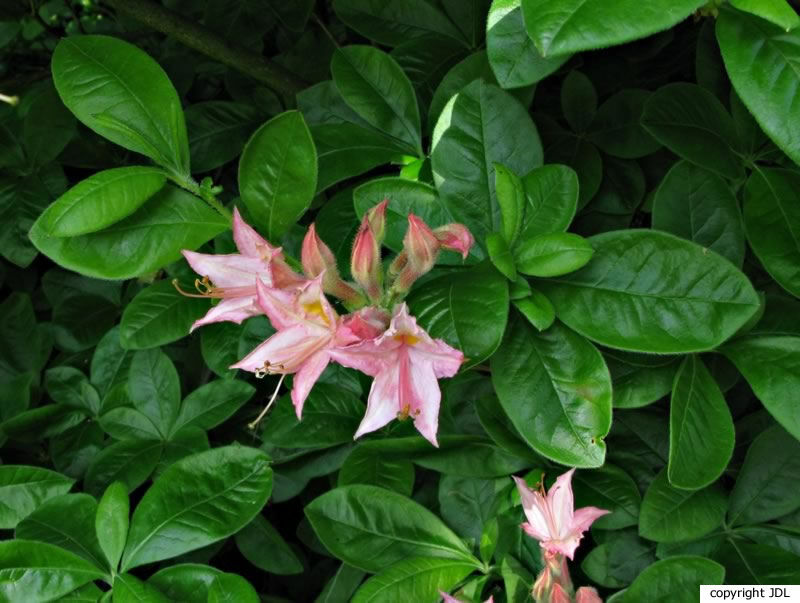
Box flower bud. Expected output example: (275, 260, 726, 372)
(404, 214, 440, 274)
(532, 565, 553, 602)
(301, 224, 364, 305)
(575, 587, 603, 603)
(549, 584, 571, 603)
(351, 216, 383, 302)
(366, 199, 389, 245)
(434, 223, 474, 259)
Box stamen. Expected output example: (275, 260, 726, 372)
(254, 361, 285, 379)
(397, 405, 410, 421)
(172, 278, 214, 299)
(248, 373, 286, 430)
(195, 276, 213, 294)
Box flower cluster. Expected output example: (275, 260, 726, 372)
(177, 202, 474, 446)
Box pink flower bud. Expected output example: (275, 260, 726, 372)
(351, 216, 383, 302)
(434, 223, 474, 259)
(404, 214, 440, 274)
(550, 583, 571, 603)
(532, 565, 553, 602)
(575, 587, 603, 603)
(302, 224, 364, 305)
(366, 199, 389, 244)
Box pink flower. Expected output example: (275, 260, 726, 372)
(513, 470, 609, 560)
(301, 223, 364, 305)
(351, 215, 383, 303)
(329, 303, 464, 447)
(440, 593, 493, 603)
(180, 208, 303, 332)
(366, 199, 388, 243)
(550, 584, 572, 603)
(434, 223, 474, 259)
(575, 587, 603, 603)
(231, 277, 358, 418)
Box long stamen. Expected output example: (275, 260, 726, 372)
(248, 373, 286, 430)
(172, 278, 216, 298)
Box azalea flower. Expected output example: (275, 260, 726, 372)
(231, 276, 360, 418)
(329, 303, 464, 447)
(178, 208, 304, 332)
(301, 223, 364, 306)
(513, 469, 609, 560)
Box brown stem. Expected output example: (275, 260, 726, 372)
(103, 0, 309, 102)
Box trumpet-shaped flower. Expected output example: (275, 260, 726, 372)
(513, 469, 609, 560)
(180, 208, 304, 332)
(231, 277, 358, 417)
(329, 303, 463, 446)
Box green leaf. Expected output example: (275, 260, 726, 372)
(51, 35, 189, 175)
(728, 425, 800, 526)
(84, 438, 163, 497)
(561, 71, 597, 133)
(605, 353, 677, 409)
(119, 280, 208, 350)
(587, 89, 661, 159)
(639, 470, 727, 543)
(261, 384, 364, 449)
(15, 494, 105, 570)
(207, 573, 259, 603)
(427, 52, 494, 133)
(493, 163, 525, 244)
(487, 232, 517, 280)
(186, 101, 262, 173)
(147, 564, 222, 602)
(121, 445, 272, 570)
(332, 0, 467, 47)
(46, 367, 101, 417)
(59, 583, 104, 602)
(113, 573, 170, 603)
(128, 350, 180, 439)
(316, 563, 366, 603)
(513, 289, 555, 332)
(171, 380, 254, 435)
(521, 0, 706, 57)
(717, 8, 800, 167)
(653, 161, 745, 267)
(0, 465, 74, 529)
(95, 482, 129, 573)
(486, 0, 569, 89)
(539, 230, 760, 353)
(619, 556, 724, 603)
(413, 436, 529, 477)
(743, 168, 800, 298)
(30, 185, 228, 280)
(338, 446, 415, 496)
(439, 475, 503, 543)
(0, 540, 106, 603)
(52, 294, 119, 353)
(407, 261, 509, 369)
(238, 111, 317, 240)
(730, 0, 800, 32)
(352, 557, 475, 603)
(642, 83, 743, 180)
(714, 541, 800, 584)
(304, 485, 479, 572)
(491, 315, 612, 467)
(668, 355, 735, 490)
(235, 514, 303, 575)
(581, 531, 656, 588)
(431, 79, 543, 250)
(22, 82, 76, 168)
(91, 327, 133, 398)
(515, 232, 593, 277)
(36, 167, 166, 238)
(723, 336, 800, 440)
(331, 46, 422, 156)
(518, 164, 579, 240)
(573, 465, 641, 530)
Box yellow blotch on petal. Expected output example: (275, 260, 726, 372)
(303, 301, 330, 325)
(393, 334, 420, 346)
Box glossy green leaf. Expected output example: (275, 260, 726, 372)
(714, 541, 800, 584)
(207, 573, 259, 603)
(51, 35, 189, 174)
(515, 232, 593, 277)
(30, 185, 228, 280)
(332, 46, 421, 156)
(491, 315, 612, 467)
(0, 465, 74, 529)
(96, 481, 129, 572)
(91, 327, 133, 398)
(170, 379, 254, 436)
(128, 350, 180, 439)
(0, 540, 106, 603)
(653, 161, 745, 267)
(513, 289, 555, 332)
(407, 261, 509, 369)
(620, 556, 725, 602)
(519, 164, 579, 240)
(581, 531, 656, 588)
(15, 494, 105, 570)
(427, 52, 495, 132)
(413, 436, 529, 477)
(46, 367, 101, 416)
(121, 445, 272, 570)
(431, 79, 543, 250)
(487, 231, 516, 280)
(642, 83, 743, 179)
(113, 573, 170, 603)
(573, 465, 641, 530)
(639, 470, 727, 543)
(332, 0, 467, 47)
(521, 0, 706, 56)
(316, 563, 367, 603)
(728, 425, 800, 526)
(99, 407, 161, 441)
(352, 557, 475, 603)
(743, 168, 800, 298)
(36, 167, 166, 238)
(84, 438, 163, 497)
(238, 111, 317, 240)
(717, 8, 800, 167)
(605, 353, 677, 409)
(338, 446, 415, 496)
(730, 0, 800, 31)
(235, 514, 303, 575)
(304, 485, 479, 572)
(186, 101, 262, 173)
(539, 230, 760, 353)
(493, 163, 524, 244)
(22, 82, 76, 168)
(486, 0, 568, 89)
(588, 89, 661, 159)
(723, 336, 800, 440)
(439, 475, 503, 543)
(147, 564, 222, 602)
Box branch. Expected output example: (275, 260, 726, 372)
(104, 0, 309, 101)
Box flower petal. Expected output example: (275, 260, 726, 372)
(291, 350, 330, 419)
(255, 278, 303, 330)
(406, 357, 440, 447)
(190, 297, 259, 332)
(329, 338, 394, 377)
(354, 363, 401, 439)
(548, 468, 576, 537)
(231, 323, 328, 374)
(521, 521, 550, 543)
(183, 250, 266, 289)
(233, 206, 273, 257)
(571, 505, 611, 535)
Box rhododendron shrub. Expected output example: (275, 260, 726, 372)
(2, 0, 799, 600)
